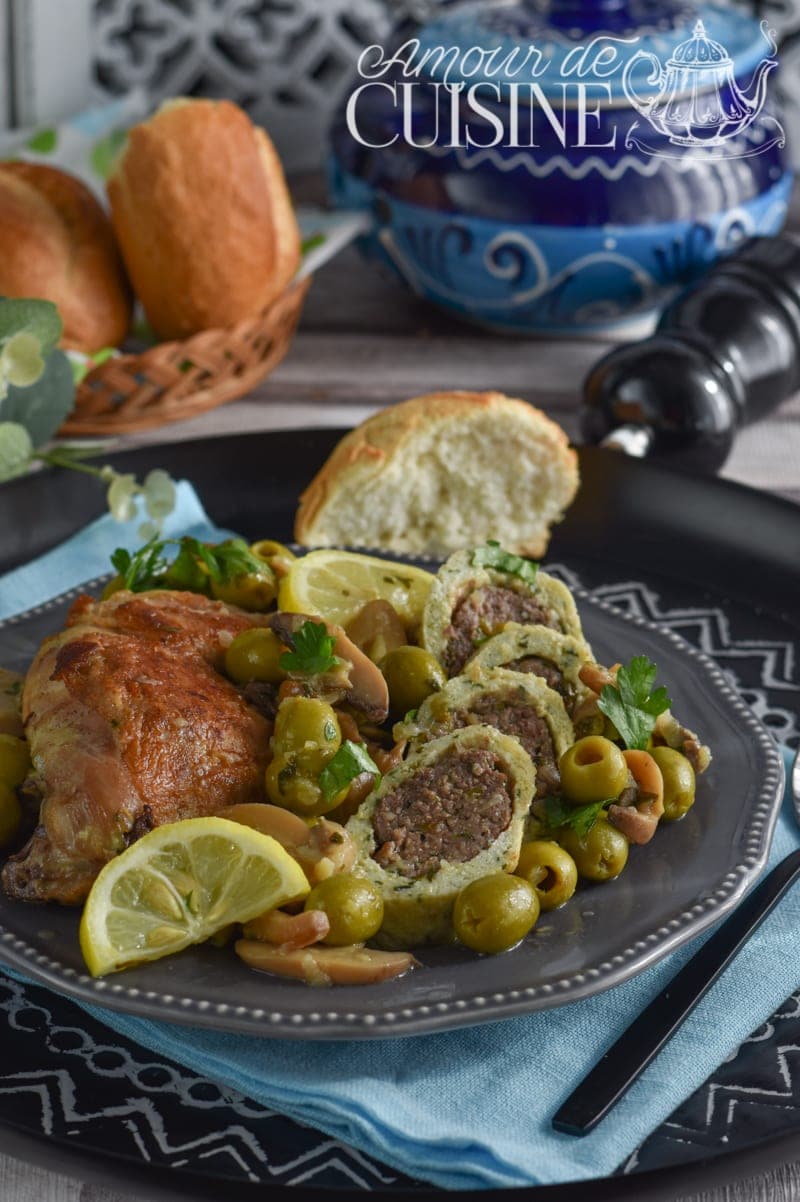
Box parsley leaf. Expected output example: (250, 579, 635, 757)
(163, 539, 214, 593)
(319, 741, 381, 802)
(110, 535, 272, 596)
(206, 538, 269, 583)
(541, 795, 608, 838)
(597, 655, 672, 751)
(110, 538, 169, 592)
(279, 620, 338, 676)
(472, 541, 539, 585)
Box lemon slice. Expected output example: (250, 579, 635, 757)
(278, 549, 435, 629)
(80, 817, 309, 977)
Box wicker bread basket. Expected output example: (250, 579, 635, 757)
(60, 275, 311, 437)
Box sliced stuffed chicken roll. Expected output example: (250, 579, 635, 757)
(422, 547, 585, 677)
(399, 669, 574, 800)
(347, 725, 535, 947)
(464, 624, 591, 718)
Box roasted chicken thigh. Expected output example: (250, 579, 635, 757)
(3, 590, 273, 905)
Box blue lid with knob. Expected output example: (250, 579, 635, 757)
(409, 1, 779, 100)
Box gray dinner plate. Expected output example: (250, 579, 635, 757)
(0, 572, 785, 1040)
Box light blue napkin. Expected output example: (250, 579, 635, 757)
(0, 481, 230, 621)
(0, 486, 797, 1190)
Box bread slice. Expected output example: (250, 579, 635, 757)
(295, 391, 579, 558)
(107, 98, 301, 340)
(0, 162, 131, 352)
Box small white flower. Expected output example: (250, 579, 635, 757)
(106, 472, 138, 522)
(143, 469, 177, 521)
(137, 519, 159, 542)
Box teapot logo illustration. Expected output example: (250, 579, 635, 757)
(622, 19, 784, 157)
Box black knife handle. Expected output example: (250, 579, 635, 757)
(552, 848, 800, 1137)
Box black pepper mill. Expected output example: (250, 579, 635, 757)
(582, 236, 800, 473)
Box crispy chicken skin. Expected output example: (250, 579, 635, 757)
(3, 590, 273, 905)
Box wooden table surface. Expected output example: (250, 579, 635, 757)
(1, 181, 798, 1200)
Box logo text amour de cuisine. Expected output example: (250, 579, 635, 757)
(345, 20, 783, 159)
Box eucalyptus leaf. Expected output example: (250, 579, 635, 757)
(0, 349, 75, 445)
(90, 129, 127, 180)
(0, 299, 62, 358)
(0, 422, 33, 482)
(27, 127, 58, 153)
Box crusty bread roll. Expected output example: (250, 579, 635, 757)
(295, 391, 579, 558)
(107, 98, 301, 340)
(0, 162, 131, 352)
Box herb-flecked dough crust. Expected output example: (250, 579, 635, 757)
(346, 725, 536, 948)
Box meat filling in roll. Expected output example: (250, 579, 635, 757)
(371, 747, 512, 879)
(444, 586, 562, 675)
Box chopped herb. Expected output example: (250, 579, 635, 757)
(162, 539, 213, 593)
(597, 655, 671, 751)
(542, 795, 609, 838)
(319, 740, 381, 802)
(111, 537, 169, 592)
(110, 535, 272, 595)
(472, 540, 539, 585)
(206, 538, 269, 583)
(301, 232, 325, 255)
(279, 620, 339, 676)
(278, 762, 297, 791)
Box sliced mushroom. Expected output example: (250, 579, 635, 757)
(301, 817, 357, 879)
(578, 661, 621, 696)
(218, 802, 310, 846)
(346, 600, 407, 664)
(653, 711, 712, 774)
(267, 612, 389, 722)
(607, 749, 664, 845)
(242, 908, 330, 951)
(217, 803, 357, 885)
(235, 940, 418, 986)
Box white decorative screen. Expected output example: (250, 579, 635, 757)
(91, 0, 394, 170)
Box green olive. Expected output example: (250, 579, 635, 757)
(250, 539, 296, 563)
(514, 841, 578, 911)
(0, 783, 21, 846)
(225, 628, 286, 685)
(453, 873, 540, 954)
(101, 575, 126, 600)
(305, 874, 384, 945)
(0, 734, 31, 790)
(211, 569, 277, 612)
(272, 697, 342, 768)
(651, 746, 696, 821)
(265, 754, 320, 815)
(250, 540, 296, 577)
(380, 646, 446, 717)
(556, 817, 629, 882)
(266, 698, 344, 817)
(265, 753, 347, 817)
(559, 735, 628, 803)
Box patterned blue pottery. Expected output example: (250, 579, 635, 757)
(329, 0, 793, 334)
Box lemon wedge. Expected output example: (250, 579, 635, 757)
(278, 549, 435, 629)
(79, 817, 309, 977)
